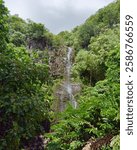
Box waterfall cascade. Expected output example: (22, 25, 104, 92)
(65, 47, 77, 108)
(54, 47, 80, 112)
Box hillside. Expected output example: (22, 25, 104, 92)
(0, 0, 120, 149)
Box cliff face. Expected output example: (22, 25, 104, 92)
(48, 47, 76, 79)
(50, 47, 81, 112)
(53, 82, 81, 112)
(48, 47, 67, 78)
(28, 38, 47, 50)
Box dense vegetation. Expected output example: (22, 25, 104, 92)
(0, 0, 120, 149)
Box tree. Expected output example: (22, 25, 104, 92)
(70, 0, 120, 51)
(26, 20, 53, 50)
(0, 1, 50, 148)
(0, 43, 50, 149)
(8, 15, 27, 47)
(10, 31, 26, 47)
(0, 0, 9, 52)
(72, 49, 104, 86)
(9, 15, 27, 34)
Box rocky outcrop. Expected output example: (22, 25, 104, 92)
(48, 47, 75, 78)
(28, 38, 47, 50)
(82, 134, 113, 150)
(23, 135, 50, 150)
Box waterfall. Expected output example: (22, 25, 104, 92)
(66, 47, 72, 82)
(54, 47, 80, 112)
(65, 47, 77, 108)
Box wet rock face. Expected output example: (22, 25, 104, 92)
(54, 82, 81, 112)
(52, 47, 81, 112)
(71, 83, 81, 95)
(48, 47, 75, 78)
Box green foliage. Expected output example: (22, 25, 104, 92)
(8, 15, 54, 49)
(88, 26, 119, 58)
(27, 20, 47, 39)
(47, 22, 120, 150)
(70, 0, 120, 51)
(0, 0, 120, 149)
(47, 44, 120, 149)
(47, 105, 86, 150)
(77, 23, 94, 48)
(72, 25, 119, 86)
(95, 0, 120, 27)
(10, 31, 26, 47)
(72, 49, 105, 85)
(26, 20, 54, 50)
(0, 0, 9, 51)
(0, 5, 51, 148)
(0, 43, 50, 149)
(9, 15, 27, 34)
(8, 15, 27, 47)
(51, 31, 72, 49)
(57, 31, 71, 46)
(110, 134, 120, 150)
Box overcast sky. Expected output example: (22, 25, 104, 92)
(4, 0, 114, 34)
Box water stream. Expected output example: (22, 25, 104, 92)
(65, 47, 77, 108)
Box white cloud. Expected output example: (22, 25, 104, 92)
(4, 0, 114, 34)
